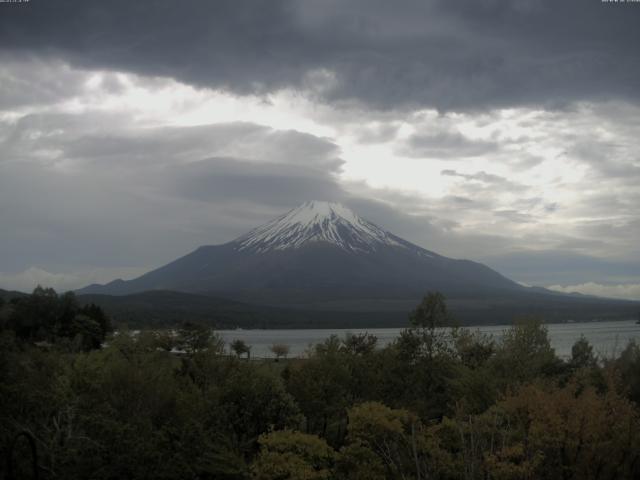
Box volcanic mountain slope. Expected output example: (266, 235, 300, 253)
(78, 201, 526, 306)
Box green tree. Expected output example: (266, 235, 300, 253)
(570, 335, 597, 369)
(7, 287, 111, 349)
(231, 339, 252, 359)
(342, 332, 377, 356)
(69, 314, 104, 351)
(177, 339, 302, 448)
(492, 317, 559, 383)
(153, 329, 178, 352)
(406, 291, 456, 360)
(377, 294, 460, 419)
(79, 302, 112, 337)
(177, 321, 223, 354)
(611, 339, 640, 405)
(410, 291, 453, 330)
(0, 295, 11, 331)
(453, 328, 495, 369)
(251, 430, 335, 480)
(285, 342, 351, 438)
(346, 402, 431, 480)
(8, 285, 59, 340)
(334, 441, 386, 480)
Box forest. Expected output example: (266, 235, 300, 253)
(1, 287, 640, 479)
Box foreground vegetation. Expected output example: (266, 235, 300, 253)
(2, 289, 640, 479)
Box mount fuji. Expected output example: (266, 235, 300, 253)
(79, 201, 521, 301)
(77, 201, 637, 323)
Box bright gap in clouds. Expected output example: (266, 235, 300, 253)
(46, 67, 598, 218)
(66, 69, 466, 199)
(78, 71, 336, 138)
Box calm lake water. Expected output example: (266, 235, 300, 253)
(219, 319, 640, 359)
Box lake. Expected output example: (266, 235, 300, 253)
(219, 319, 640, 359)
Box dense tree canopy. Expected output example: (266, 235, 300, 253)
(1, 289, 640, 479)
(4, 286, 111, 351)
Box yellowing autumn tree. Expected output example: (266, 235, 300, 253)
(251, 430, 335, 480)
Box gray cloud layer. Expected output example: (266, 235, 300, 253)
(402, 131, 499, 158)
(1, 101, 638, 292)
(1, 0, 639, 111)
(0, 117, 344, 269)
(0, 2, 639, 296)
(0, 99, 509, 283)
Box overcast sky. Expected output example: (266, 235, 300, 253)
(1, 0, 639, 299)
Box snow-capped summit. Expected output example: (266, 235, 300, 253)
(234, 201, 403, 253)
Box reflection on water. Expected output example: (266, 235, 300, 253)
(219, 320, 640, 359)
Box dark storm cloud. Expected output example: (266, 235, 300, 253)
(62, 123, 342, 170)
(1, 0, 639, 111)
(169, 157, 345, 206)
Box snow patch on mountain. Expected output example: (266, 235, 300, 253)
(235, 201, 406, 253)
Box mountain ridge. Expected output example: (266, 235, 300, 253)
(78, 200, 522, 302)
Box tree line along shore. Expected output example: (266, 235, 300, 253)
(1, 288, 640, 479)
